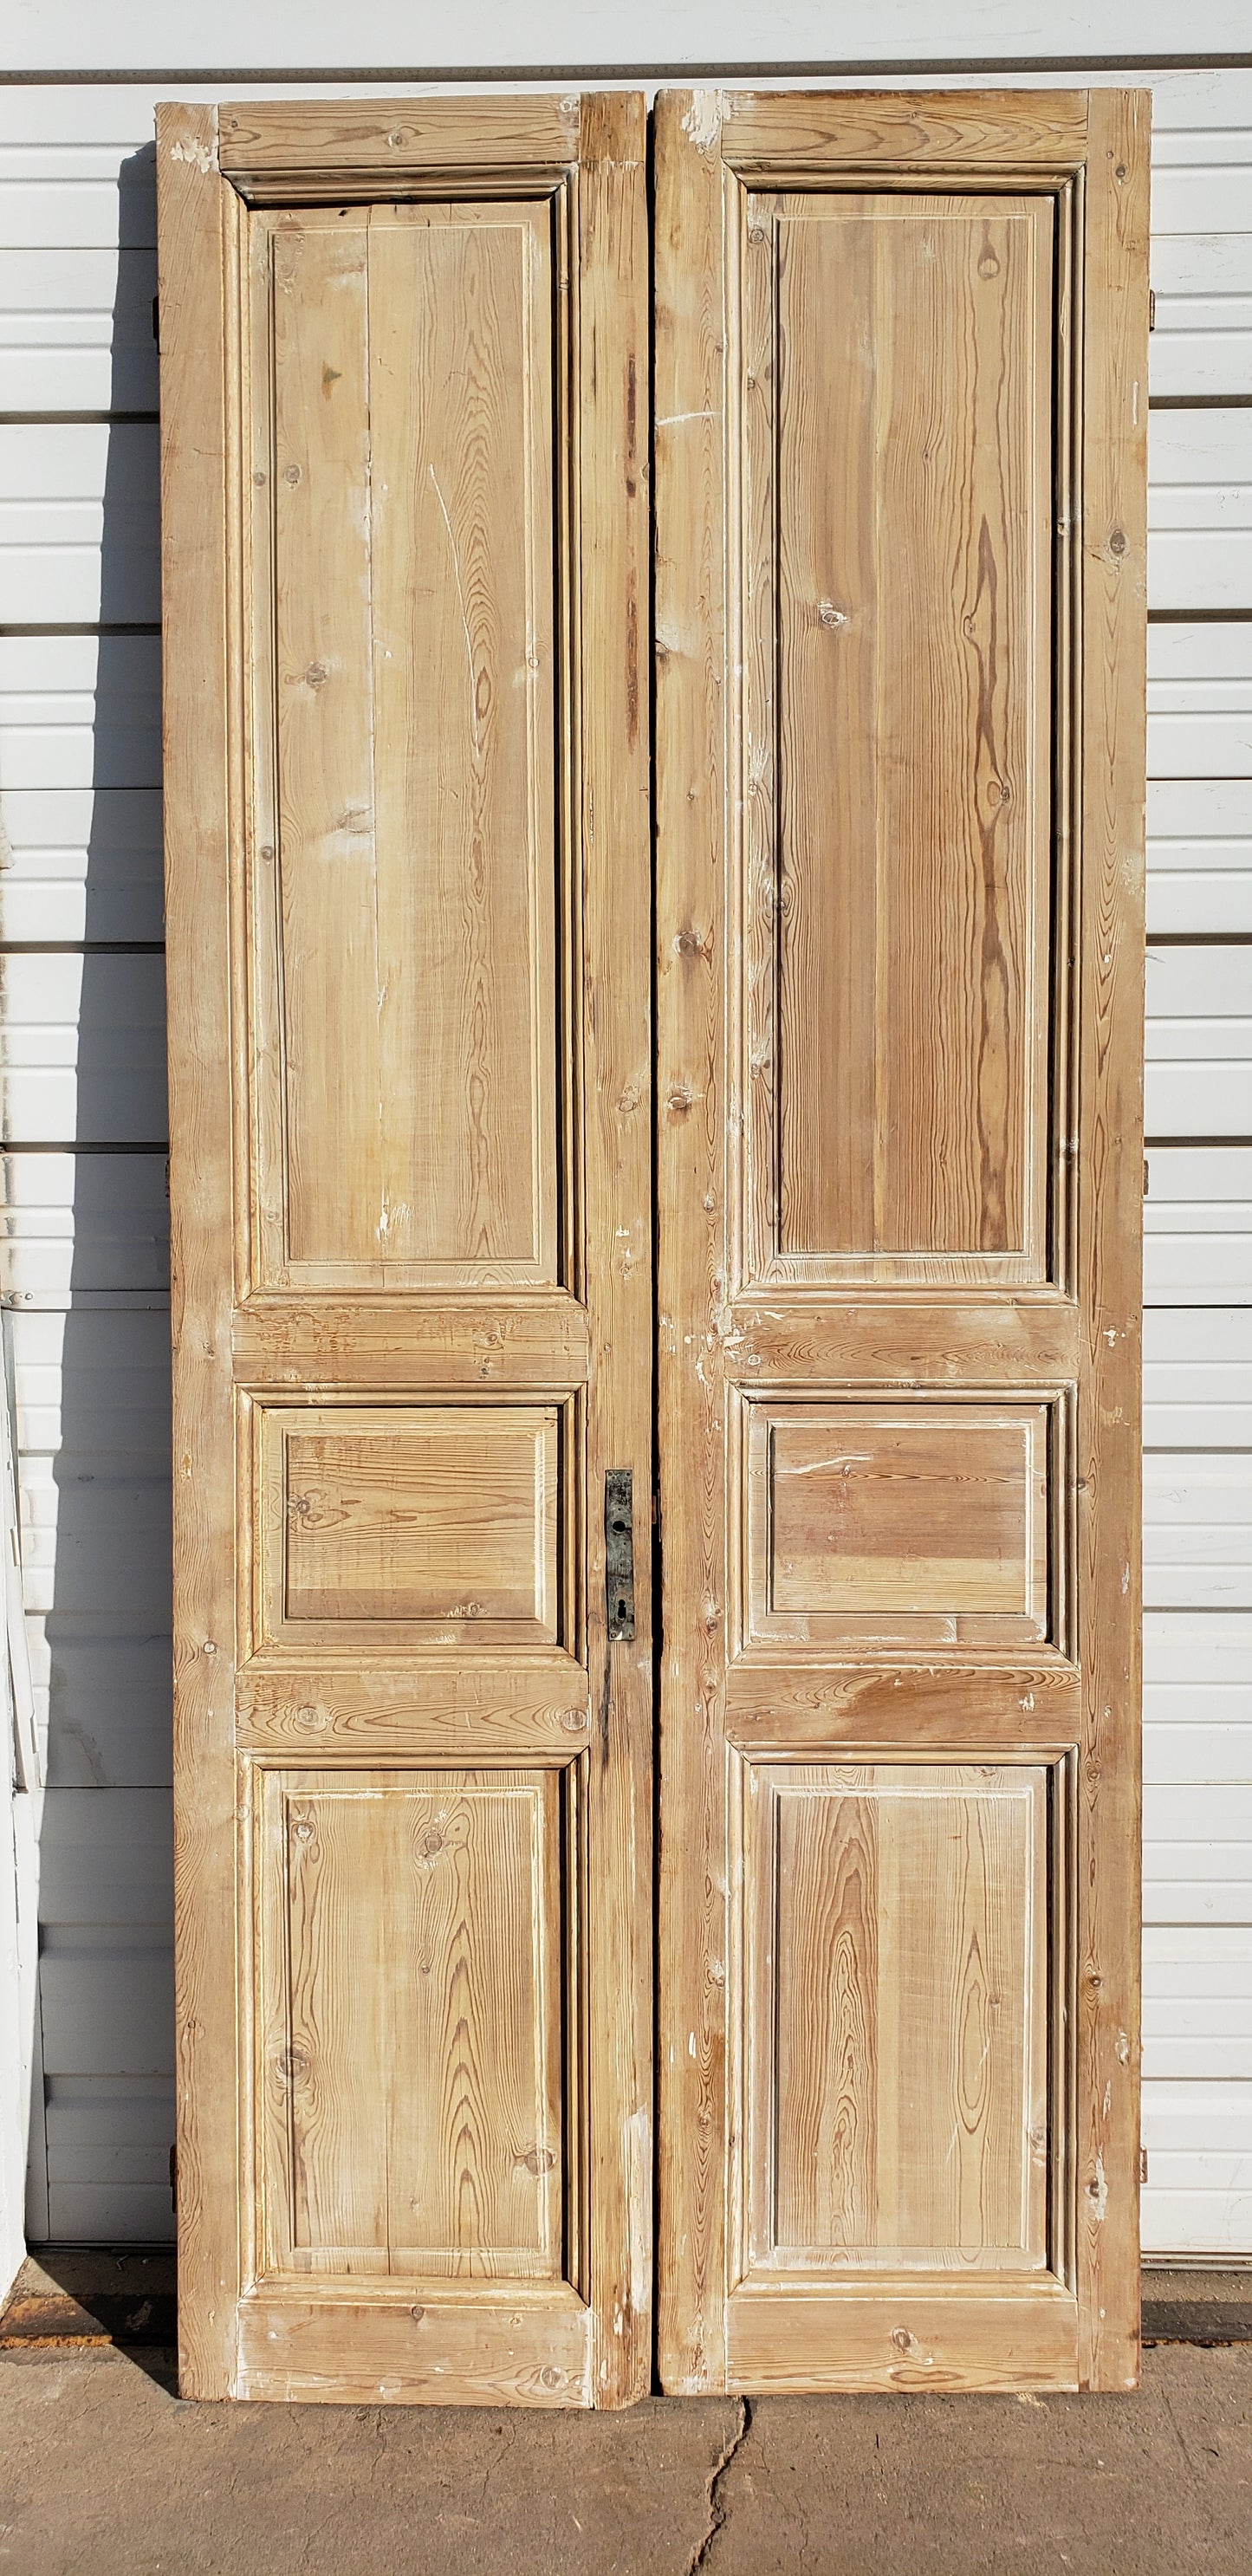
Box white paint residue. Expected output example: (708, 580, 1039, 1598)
(656, 409, 717, 430)
(1090, 2155, 1109, 2224)
(428, 466, 481, 756)
(169, 135, 217, 174)
(682, 89, 730, 151)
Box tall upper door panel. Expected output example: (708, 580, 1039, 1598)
(249, 198, 561, 1287)
(159, 95, 651, 2409)
(745, 190, 1054, 1281)
(656, 89, 1147, 2396)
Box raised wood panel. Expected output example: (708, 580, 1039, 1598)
(743, 1401, 1051, 1652)
(743, 1763, 1050, 2275)
(247, 201, 561, 1288)
(740, 191, 1054, 1286)
(256, 1768, 566, 2281)
(251, 1403, 565, 1652)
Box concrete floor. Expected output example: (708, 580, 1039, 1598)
(1, 2339, 1250, 2576)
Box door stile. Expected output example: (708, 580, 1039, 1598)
(574, 89, 654, 2408)
(654, 90, 732, 2397)
(1074, 87, 1149, 2390)
(159, 101, 240, 2403)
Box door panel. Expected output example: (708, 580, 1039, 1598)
(743, 1763, 1050, 2274)
(656, 89, 1147, 2393)
(752, 194, 1053, 1277)
(159, 94, 651, 2406)
(256, 1768, 565, 2279)
(250, 202, 560, 1287)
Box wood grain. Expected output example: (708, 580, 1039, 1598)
(744, 1764, 1048, 2273)
(724, 2282, 1079, 2394)
(746, 192, 1052, 1279)
(745, 1401, 1049, 1646)
(654, 87, 731, 2397)
(257, 1768, 563, 2279)
(237, 2286, 593, 2406)
(1073, 87, 1150, 2392)
(256, 1404, 561, 1642)
(576, 89, 654, 2408)
(156, 101, 240, 2403)
(723, 92, 1089, 174)
(219, 98, 581, 192)
(249, 202, 556, 1288)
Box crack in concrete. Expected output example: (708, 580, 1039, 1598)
(685, 2397, 752, 2573)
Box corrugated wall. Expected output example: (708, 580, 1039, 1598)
(0, 50, 1249, 2253)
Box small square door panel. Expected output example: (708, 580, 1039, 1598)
(743, 1762, 1050, 2274)
(256, 1767, 567, 2280)
(254, 1403, 563, 1652)
(743, 1401, 1051, 1652)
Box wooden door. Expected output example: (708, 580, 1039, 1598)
(655, 89, 1148, 2392)
(158, 95, 652, 2406)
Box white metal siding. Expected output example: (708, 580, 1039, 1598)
(1, 34, 1249, 2255)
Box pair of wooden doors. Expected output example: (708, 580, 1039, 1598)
(158, 87, 1147, 2404)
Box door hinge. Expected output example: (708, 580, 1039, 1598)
(169, 2141, 178, 2213)
(605, 1469, 636, 1643)
(1139, 2145, 1149, 2185)
(1148, 287, 1156, 331)
(1144, 1155, 1150, 1199)
(152, 292, 160, 348)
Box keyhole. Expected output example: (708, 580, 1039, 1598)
(616, 1598, 627, 1621)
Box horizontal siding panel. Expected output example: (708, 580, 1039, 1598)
(34, 1630, 173, 1792)
(0, 162, 158, 253)
(0, 950, 167, 1145)
(1145, 1610, 1252, 1687)
(0, 1151, 169, 1300)
(1149, 778, 1252, 939)
(1145, 943, 1252, 1139)
(1145, 1786, 1252, 1841)
(1141, 2073, 1252, 2253)
(42, 2076, 176, 2247)
(39, 1926, 172, 2078)
(1144, 1456, 1252, 1608)
(0, 246, 158, 412)
(16, 1454, 172, 1621)
(1147, 639, 1252, 930)
(1145, 1147, 1252, 1309)
(1148, 412, 1252, 612)
(1145, 1725, 1252, 1783)
(1142, 1872, 1252, 1924)
(0, 786, 165, 945)
(36, 1786, 172, 1928)
(9, 1305, 172, 1458)
(0, 632, 162, 792)
(0, 423, 159, 626)
(1145, 1305, 1252, 1439)
(1142, 2082, 1252, 2153)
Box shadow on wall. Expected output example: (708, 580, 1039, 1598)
(30, 139, 177, 2245)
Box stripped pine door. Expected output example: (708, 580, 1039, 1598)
(158, 95, 652, 2404)
(655, 91, 1148, 2392)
